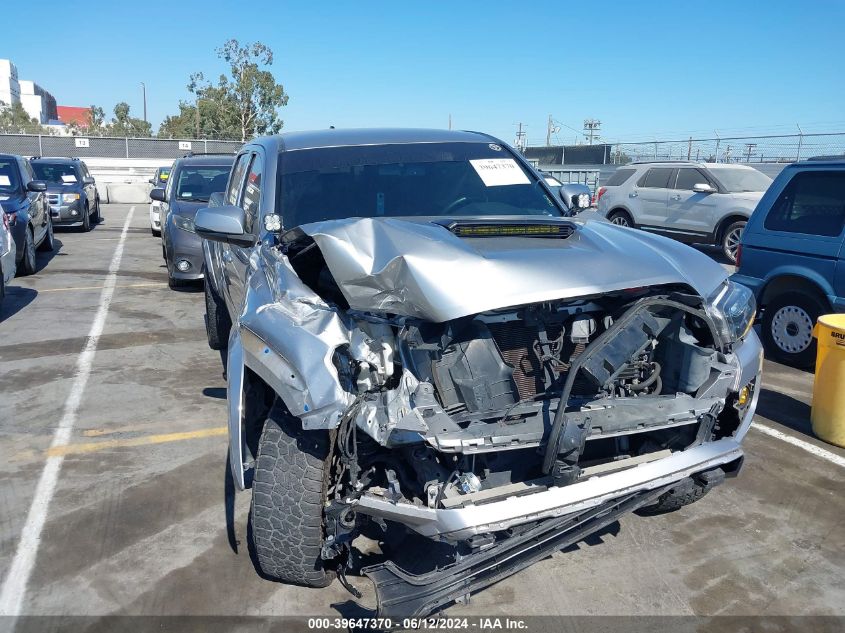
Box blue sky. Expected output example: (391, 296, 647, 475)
(3, 1, 844, 144)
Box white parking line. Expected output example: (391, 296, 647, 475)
(0, 206, 136, 616)
(751, 422, 845, 468)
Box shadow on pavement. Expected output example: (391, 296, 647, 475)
(756, 387, 813, 437)
(0, 285, 37, 321)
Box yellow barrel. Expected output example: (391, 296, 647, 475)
(811, 313, 845, 448)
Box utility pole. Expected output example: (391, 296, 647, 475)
(687, 137, 692, 160)
(448, 114, 452, 130)
(514, 123, 527, 153)
(140, 82, 147, 124)
(583, 119, 601, 145)
(744, 143, 757, 162)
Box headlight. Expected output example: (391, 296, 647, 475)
(62, 193, 79, 203)
(172, 214, 195, 233)
(707, 280, 756, 343)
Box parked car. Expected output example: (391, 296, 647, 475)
(0, 202, 16, 308)
(150, 154, 234, 288)
(732, 160, 845, 367)
(196, 129, 762, 617)
(30, 157, 101, 231)
(0, 153, 53, 275)
(148, 165, 172, 236)
(596, 161, 773, 263)
(539, 172, 592, 214)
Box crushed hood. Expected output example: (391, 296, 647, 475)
(296, 216, 728, 322)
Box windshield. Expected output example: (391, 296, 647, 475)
(31, 162, 79, 185)
(277, 142, 559, 227)
(0, 159, 21, 194)
(175, 166, 231, 202)
(711, 168, 772, 193)
(156, 167, 171, 185)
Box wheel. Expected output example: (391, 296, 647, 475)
(151, 227, 161, 237)
(608, 210, 634, 228)
(721, 220, 746, 263)
(249, 401, 333, 587)
(81, 205, 91, 232)
(92, 198, 102, 223)
(204, 277, 232, 350)
(37, 216, 54, 252)
(167, 272, 187, 290)
(761, 291, 826, 368)
(0, 263, 5, 306)
(17, 228, 37, 276)
(637, 478, 710, 516)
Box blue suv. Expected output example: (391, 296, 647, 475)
(732, 160, 845, 367)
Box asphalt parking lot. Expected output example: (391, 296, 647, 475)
(1, 204, 844, 620)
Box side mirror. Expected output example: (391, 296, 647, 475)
(559, 183, 592, 212)
(150, 187, 167, 202)
(83, 176, 95, 186)
(148, 178, 155, 185)
(27, 180, 47, 192)
(195, 205, 254, 248)
(693, 183, 716, 194)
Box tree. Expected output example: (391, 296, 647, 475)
(159, 39, 288, 142)
(106, 102, 152, 137)
(0, 101, 50, 134)
(65, 105, 107, 137)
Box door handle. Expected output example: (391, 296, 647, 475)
(670, 194, 682, 200)
(222, 250, 233, 263)
(629, 192, 638, 198)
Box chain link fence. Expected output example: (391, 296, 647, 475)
(0, 133, 243, 158)
(608, 133, 845, 165)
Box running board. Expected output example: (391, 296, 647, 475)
(363, 484, 673, 619)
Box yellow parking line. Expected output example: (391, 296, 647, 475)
(47, 426, 227, 457)
(39, 282, 167, 293)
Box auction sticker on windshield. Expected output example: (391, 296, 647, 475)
(470, 158, 530, 187)
(0, 176, 10, 187)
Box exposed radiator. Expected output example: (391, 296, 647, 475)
(487, 322, 544, 400)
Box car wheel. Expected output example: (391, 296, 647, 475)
(608, 210, 634, 228)
(17, 228, 37, 276)
(249, 401, 333, 588)
(151, 227, 161, 237)
(0, 262, 5, 306)
(721, 220, 746, 263)
(637, 477, 710, 516)
(92, 198, 102, 223)
(37, 215, 54, 252)
(81, 205, 91, 232)
(761, 291, 826, 368)
(204, 277, 232, 350)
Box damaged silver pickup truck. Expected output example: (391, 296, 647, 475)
(196, 129, 763, 618)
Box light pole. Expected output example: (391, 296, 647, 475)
(140, 82, 147, 124)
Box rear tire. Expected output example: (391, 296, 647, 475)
(249, 402, 332, 587)
(721, 220, 746, 263)
(761, 290, 826, 368)
(17, 228, 36, 276)
(204, 277, 232, 350)
(608, 209, 634, 228)
(638, 478, 710, 515)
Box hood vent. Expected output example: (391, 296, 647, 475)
(443, 219, 575, 239)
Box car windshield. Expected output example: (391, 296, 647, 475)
(0, 159, 21, 193)
(31, 162, 79, 184)
(277, 142, 559, 227)
(712, 168, 772, 193)
(175, 166, 231, 202)
(156, 167, 171, 184)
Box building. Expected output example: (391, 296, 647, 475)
(56, 105, 91, 128)
(0, 59, 21, 107)
(19, 80, 58, 124)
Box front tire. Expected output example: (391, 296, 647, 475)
(17, 228, 37, 276)
(608, 209, 634, 228)
(92, 198, 102, 223)
(249, 402, 332, 587)
(81, 205, 91, 232)
(721, 220, 746, 263)
(761, 291, 826, 368)
(204, 277, 232, 350)
(37, 216, 54, 252)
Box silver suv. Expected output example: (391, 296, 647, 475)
(596, 161, 773, 262)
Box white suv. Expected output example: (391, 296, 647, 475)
(596, 162, 772, 262)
